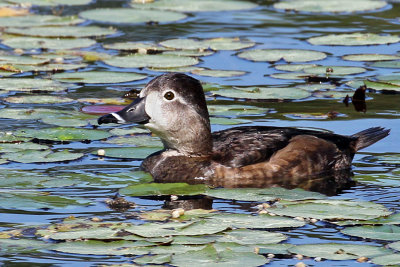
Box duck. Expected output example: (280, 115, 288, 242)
(98, 73, 390, 190)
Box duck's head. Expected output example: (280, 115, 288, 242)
(98, 73, 213, 155)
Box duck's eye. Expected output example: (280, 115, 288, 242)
(164, 91, 175, 101)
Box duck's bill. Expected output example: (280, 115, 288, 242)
(98, 96, 150, 125)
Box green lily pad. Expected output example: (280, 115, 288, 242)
(0, 55, 49, 65)
(0, 142, 48, 153)
(341, 225, 400, 241)
(0, 78, 67, 92)
(171, 244, 268, 267)
(0, 132, 30, 143)
(130, 0, 258, 12)
(91, 147, 160, 159)
(134, 254, 171, 265)
(237, 49, 327, 63)
(371, 60, 400, 68)
(308, 33, 400, 46)
(109, 127, 150, 136)
(288, 243, 390, 260)
(274, 0, 387, 13)
(172, 235, 221, 245)
(343, 54, 400, 61)
(0, 238, 52, 254)
(0, 159, 8, 165)
(2, 149, 84, 163)
(208, 104, 270, 117)
(52, 71, 147, 84)
(210, 117, 251, 125)
(160, 37, 255, 51)
(284, 112, 345, 120)
(165, 50, 215, 57)
(104, 41, 168, 52)
(303, 66, 366, 75)
(212, 86, 311, 100)
(78, 98, 130, 105)
(103, 135, 163, 147)
(274, 64, 317, 71)
(218, 229, 287, 245)
(332, 211, 400, 226)
(270, 199, 392, 220)
(3, 95, 74, 104)
(389, 241, 400, 251)
(120, 183, 208, 196)
(148, 66, 204, 73)
(297, 83, 337, 91)
(364, 80, 400, 91)
(104, 54, 199, 69)
(372, 253, 400, 265)
(8, 0, 92, 6)
(210, 213, 305, 229)
(5, 26, 117, 38)
(2, 37, 96, 50)
(191, 69, 247, 77)
(258, 244, 295, 255)
(7, 63, 87, 73)
(79, 8, 187, 24)
(204, 187, 325, 201)
(0, 190, 90, 209)
(270, 72, 311, 80)
(0, 15, 84, 27)
(15, 127, 111, 141)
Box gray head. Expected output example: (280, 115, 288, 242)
(98, 73, 212, 155)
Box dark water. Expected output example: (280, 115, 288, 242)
(0, 0, 400, 266)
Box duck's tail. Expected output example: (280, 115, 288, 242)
(352, 127, 390, 151)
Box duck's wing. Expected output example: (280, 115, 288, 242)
(211, 126, 356, 168)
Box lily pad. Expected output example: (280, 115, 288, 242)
(79, 8, 187, 24)
(2, 149, 84, 163)
(207, 104, 270, 117)
(303, 66, 366, 75)
(0, 132, 30, 143)
(372, 253, 400, 265)
(308, 33, 400, 46)
(191, 69, 247, 77)
(371, 60, 400, 68)
(7, 63, 87, 73)
(2, 36, 96, 50)
(0, 78, 67, 92)
(0, 238, 52, 254)
(288, 243, 390, 260)
(218, 229, 287, 245)
(341, 225, 400, 241)
(270, 72, 310, 80)
(171, 244, 268, 267)
(343, 54, 400, 61)
(165, 50, 215, 57)
(274, 64, 317, 71)
(0, 55, 49, 65)
(209, 213, 305, 229)
(204, 187, 325, 201)
(364, 80, 400, 92)
(160, 37, 255, 51)
(104, 41, 169, 52)
(103, 135, 163, 147)
(5, 26, 117, 38)
(210, 117, 251, 125)
(0, 142, 48, 153)
(130, 0, 258, 12)
(237, 49, 327, 63)
(134, 254, 171, 265)
(104, 54, 199, 69)
(91, 147, 160, 159)
(0, 15, 84, 27)
(120, 183, 208, 196)
(109, 127, 150, 136)
(8, 0, 92, 6)
(213, 86, 311, 100)
(15, 127, 111, 141)
(270, 199, 392, 220)
(389, 241, 400, 251)
(3, 95, 74, 104)
(274, 0, 387, 13)
(52, 71, 147, 84)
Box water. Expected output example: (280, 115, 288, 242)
(0, 0, 400, 266)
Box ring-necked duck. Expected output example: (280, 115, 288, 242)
(98, 73, 390, 189)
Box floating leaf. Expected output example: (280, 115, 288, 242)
(15, 127, 111, 141)
(2, 149, 84, 163)
(171, 244, 268, 267)
(270, 72, 310, 80)
(289, 243, 390, 260)
(52, 71, 147, 84)
(8, 0, 92, 6)
(2, 37, 96, 50)
(8, 63, 87, 73)
(0, 78, 67, 92)
(0, 55, 49, 65)
(389, 241, 400, 251)
(237, 49, 327, 63)
(191, 69, 247, 77)
(204, 187, 325, 201)
(372, 254, 400, 265)
(210, 213, 305, 229)
(5, 26, 117, 38)
(274, 0, 387, 13)
(270, 199, 391, 220)
(104, 41, 168, 52)
(130, 0, 258, 12)
(120, 183, 208, 196)
(274, 64, 317, 71)
(91, 147, 160, 159)
(210, 117, 251, 125)
(303, 66, 366, 75)
(258, 244, 295, 255)
(165, 50, 215, 57)
(308, 33, 400, 46)
(160, 37, 255, 51)
(0, 15, 84, 27)
(79, 8, 187, 24)
(78, 98, 130, 105)
(53, 240, 151, 255)
(104, 54, 199, 69)
(3, 95, 74, 104)
(134, 254, 171, 265)
(109, 127, 150, 136)
(218, 229, 287, 245)
(103, 135, 163, 147)
(364, 80, 400, 92)
(0, 142, 48, 153)
(341, 225, 400, 241)
(371, 60, 400, 68)
(343, 54, 400, 61)
(208, 104, 270, 117)
(212, 86, 311, 100)
(0, 238, 52, 254)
